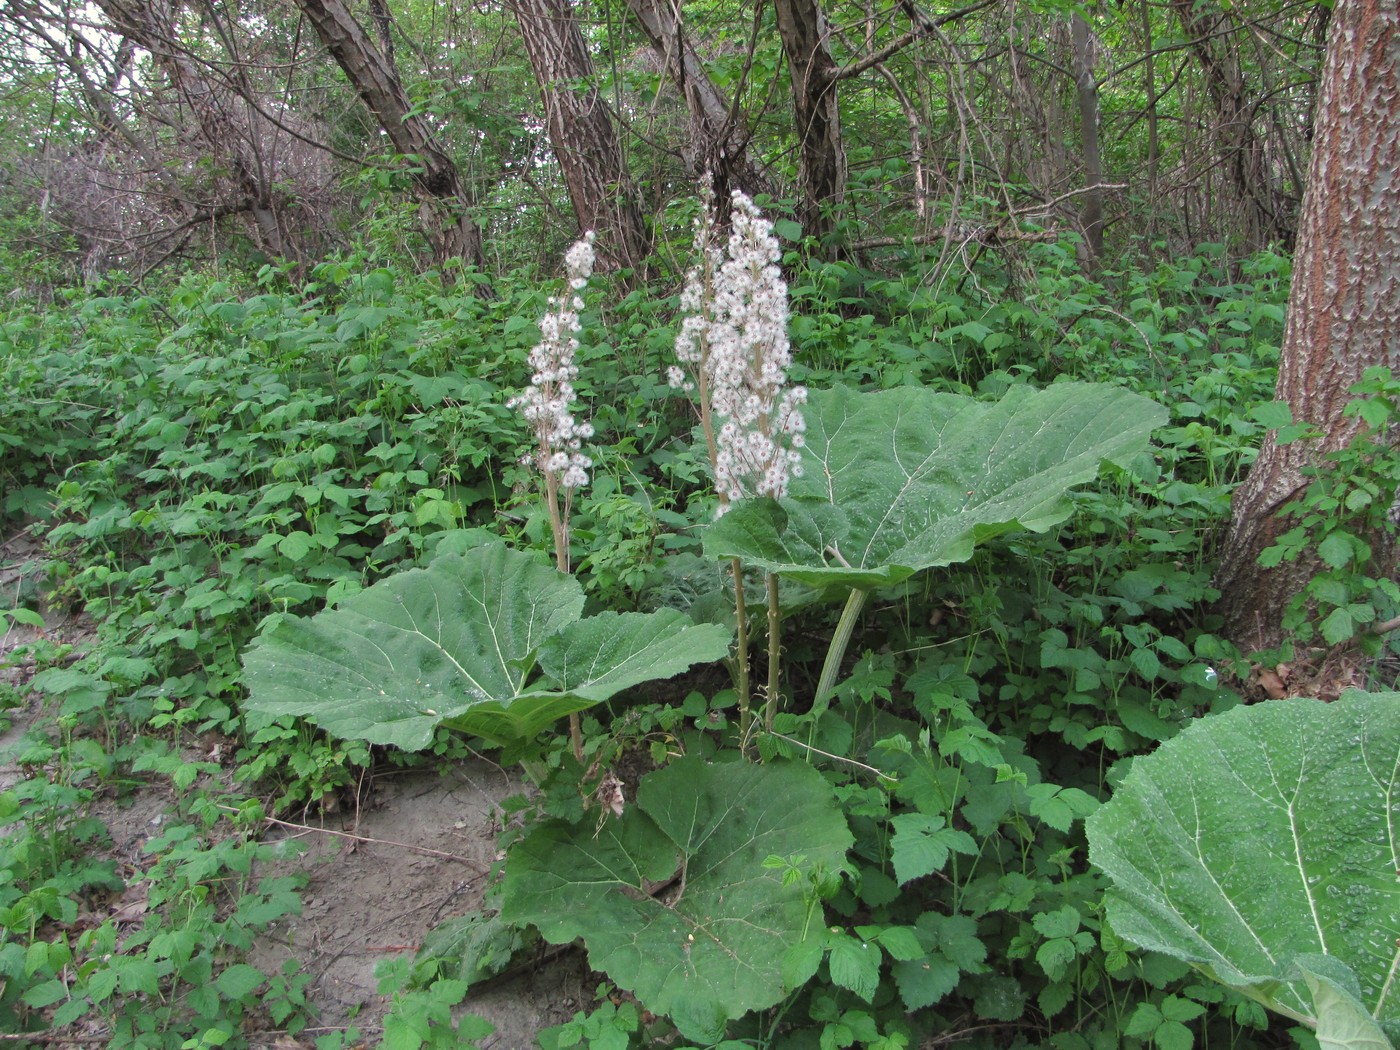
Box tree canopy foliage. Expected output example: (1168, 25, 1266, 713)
(0, 0, 1323, 282)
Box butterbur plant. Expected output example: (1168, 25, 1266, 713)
(511, 232, 597, 759)
(511, 231, 596, 574)
(670, 189, 807, 739)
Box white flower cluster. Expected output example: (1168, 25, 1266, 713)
(510, 232, 596, 491)
(671, 191, 806, 512)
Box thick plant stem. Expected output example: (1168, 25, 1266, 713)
(731, 555, 752, 750)
(814, 588, 868, 710)
(544, 473, 584, 763)
(764, 571, 781, 732)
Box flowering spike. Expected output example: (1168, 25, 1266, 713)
(510, 232, 596, 494)
(672, 190, 806, 514)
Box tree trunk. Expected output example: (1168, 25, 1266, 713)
(1214, 0, 1400, 655)
(1071, 11, 1104, 263)
(291, 0, 485, 269)
(514, 0, 650, 271)
(1171, 0, 1293, 249)
(772, 0, 847, 246)
(623, 0, 769, 203)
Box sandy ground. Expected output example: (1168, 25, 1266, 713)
(1, 528, 591, 1048)
(244, 763, 592, 1047)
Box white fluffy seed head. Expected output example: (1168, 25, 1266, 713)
(510, 233, 597, 491)
(670, 189, 806, 513)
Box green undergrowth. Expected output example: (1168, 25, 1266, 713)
(0, 237, 1330, 1048)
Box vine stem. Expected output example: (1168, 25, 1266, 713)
(814, 587, 869, 710)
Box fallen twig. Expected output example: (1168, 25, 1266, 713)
(216, 804, 488, 873)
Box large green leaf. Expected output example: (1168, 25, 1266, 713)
(241, 543, 730, 751)
(533, 609, 731, 701)
(500, 757, 853, 1042)
(1086, 691, 1400, 1043)
(704, 383, 1166, 589)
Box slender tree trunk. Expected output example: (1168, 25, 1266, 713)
(773, 0, 847, 245)
(514, 0, 650, 271)
(1141, 0, 1159, 240)
(292, 0, 486, 269)
(623, 0, 769, 202)
(1214, 0, 1400, 655)
(1071, 11, 1104, 262)
(1172, 0, 1291, 248)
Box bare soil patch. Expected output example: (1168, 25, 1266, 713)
(246, 763, 591, 1047)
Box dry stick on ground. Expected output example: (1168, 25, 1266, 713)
(215, 805, 488, 873)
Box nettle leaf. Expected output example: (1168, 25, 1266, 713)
(827, 931, 882, 1001)
(242, 543, 728, 751)
(705, 383, 1165, 589)
(1087, 690, 1400, 1042)
(890, 813, 978, 884)
(501, 757, 852, 1043)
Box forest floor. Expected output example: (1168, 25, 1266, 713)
(0, 532, 590, 1048)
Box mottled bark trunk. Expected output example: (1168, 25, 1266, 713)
(514, 0, 650, 271)
(623, 0, 769, 202)
(292, 0, 485, 269)
(1071, 12, 1104, 263)
(1214, 0, 1400, 654)
(773, 0, 846, 246)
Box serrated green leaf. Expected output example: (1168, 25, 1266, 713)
(1130, 647, 1162, 681)
(1039, 979, 1075, 1018)
(924, 913, 988, 971)
(214, 963, 265, 1000)
(876, 926, 925, 961)
(892, 955, 960, 1010)
(416, 909, 532, 987)
(1318, 532, 1357, 570)
(501, 758, 851, 1042)
(3, 607, 45, 628)
(21, 978, 67, 1008)
(1160, 995, 1206, 1023)
(890, 813, 977, 884)
(781, 937, 825, 990)
(1125, 1003, 1164, 1038)
(1033, 906, 1082, 940)
(1036, 938, 1078, 980)
(705, 383, 1164, 590)
(1320, 607, 1357, 646)
(828, 933, 881, 1001)
(1087, 690, 1400, 1038)
(1154, 1019, 1195, 1050)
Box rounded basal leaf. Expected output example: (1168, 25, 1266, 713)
(501, 757, 853, 1042)
(1087, 691, 1400, 1041)
(533, 609, 733, 701)
(242, 543, 583, 750)
(706, 383, 1166, 589)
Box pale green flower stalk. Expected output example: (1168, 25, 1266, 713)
(670, 189, 806, 743)
(511, 232, 596, 761)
